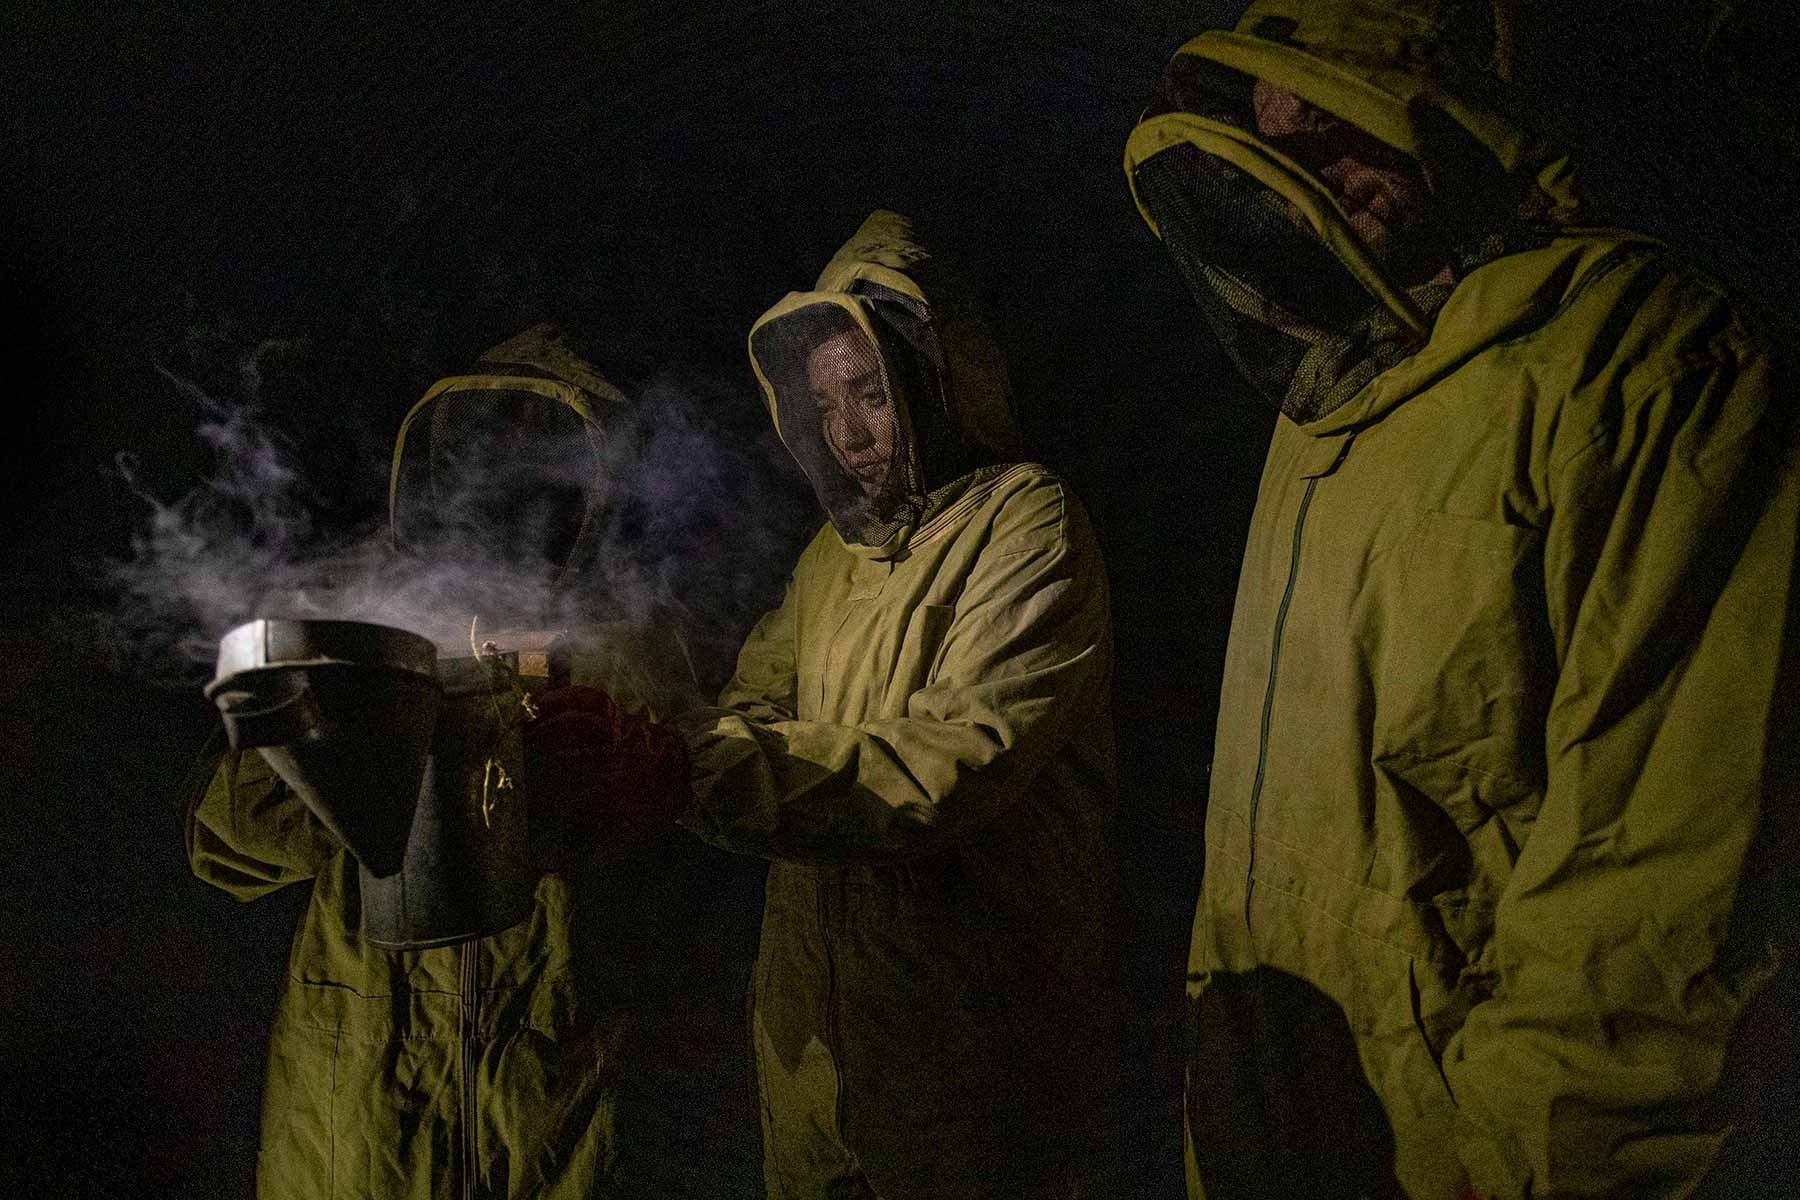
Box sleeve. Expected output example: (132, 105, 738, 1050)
(676, 481, 1111, 863)
(1444, 332, 1800, 1198)
(712, 584, 802, 726)
(186, 739, 340, 900)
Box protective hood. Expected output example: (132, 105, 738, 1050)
(1124, 0, 1582, 423)
(389, 323, 627, 588)
(748, 210, 1021, 560)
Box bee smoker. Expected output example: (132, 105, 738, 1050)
(206, 618, 538, 948)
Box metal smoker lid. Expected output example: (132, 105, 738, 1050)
(209, 618, 439, 692)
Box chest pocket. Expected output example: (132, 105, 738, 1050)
(877, 603, 957, 720)
(1372, 509, 1552, 824)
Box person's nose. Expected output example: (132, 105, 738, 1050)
(834, 405, 874, 454)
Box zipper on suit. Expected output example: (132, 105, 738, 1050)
(460, 942, 478, 1200)
(1243, 476, 1318, 934)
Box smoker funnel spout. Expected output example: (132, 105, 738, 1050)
(207, 617, 539, 947)
(207, 619, 443, 880)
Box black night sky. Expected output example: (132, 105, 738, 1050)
(3, 3, 1796, 1195)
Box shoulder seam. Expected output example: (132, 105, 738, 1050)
(908, 462, 1055, 548)
(1497, 241, 1671, 353)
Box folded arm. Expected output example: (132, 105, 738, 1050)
(678, 482, 1111, 864)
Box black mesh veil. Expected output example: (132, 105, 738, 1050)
(391, 387, 602, 577)
(1130, 57, 1450, 423)
(750, 300, 927, 550)
(851, 280, 979, 496)
(1134, 141, 1401, 422)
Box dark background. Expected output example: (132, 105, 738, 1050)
(3, 3, 1796, 1196)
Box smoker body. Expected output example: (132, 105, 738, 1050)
(356, 651, 536, 948)
(207, 618, 537, 948)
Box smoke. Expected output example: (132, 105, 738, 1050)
(94, 326, 813, 701)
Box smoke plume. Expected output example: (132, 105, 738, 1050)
(95, 325, 812, 702)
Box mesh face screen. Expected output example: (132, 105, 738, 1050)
(751, 303, 921, 548)
(393, 389, 598, 571)
(1134, 56, 1442, 422)
(851, 281, 980, 497)
(1137, 141, 1380, 419)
